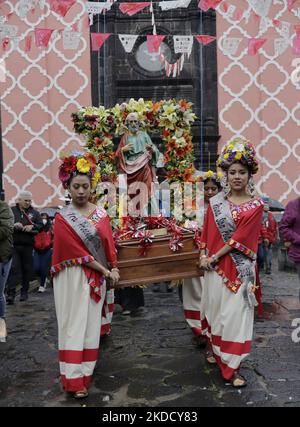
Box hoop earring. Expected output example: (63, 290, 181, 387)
(221, 174, 231, 198)
(246, 176, 256, 197)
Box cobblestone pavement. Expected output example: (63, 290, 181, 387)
(1, 256, 300, 407)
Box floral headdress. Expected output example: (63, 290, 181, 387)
(216, 137, 259, 175)
(58, 151, 100, 190)
(203, 170, 222, 183)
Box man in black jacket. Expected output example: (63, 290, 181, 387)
(6, 191, 43, 304)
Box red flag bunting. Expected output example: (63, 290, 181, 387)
(198, 0, 222, 11)
(234, 8, 244, 21)
(295, 24, 300, 37)
(91, 33, 111, 51)
(221, 2, 228, 13)
(2, 37, 9, 50)
(293, 37, 300, 54)
(248, 38, 267, 55)
(49, 0, 76, 17)
(119, 2, 151, 16)
(273, 19, 281, 27)
(195, 35, 216, 45)
(147, 35, 165, 53)
(35, 29, 54, 48)
(25, 35, 32, 52)
(288, 0, 297, 11)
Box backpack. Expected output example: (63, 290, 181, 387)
(34, 230, 52, 251)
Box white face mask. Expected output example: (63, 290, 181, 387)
(42, 219, 47, 225)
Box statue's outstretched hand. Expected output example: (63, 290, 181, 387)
(122, 143, 134, 152)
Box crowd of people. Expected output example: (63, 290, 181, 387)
(1, 134, 300, 400)
(0, 191, 54, 343)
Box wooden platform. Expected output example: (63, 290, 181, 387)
(116, 232, 202, 288)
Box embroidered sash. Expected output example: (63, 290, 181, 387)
(210, 192, 255, 286)
(59, 205, 108, 269)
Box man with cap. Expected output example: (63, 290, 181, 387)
(6, 191, 43, 303)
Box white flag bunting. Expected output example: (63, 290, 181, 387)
(86, 1, 113, 25)
(247, 0, 272, 18)
(173, 35, 193, 57)
(118, 34, 139, 53)
(62, 29, 81, 50)
(274, 38, 290, 57)
(159, 0, 192, 11)
(221, 37, 242, 56)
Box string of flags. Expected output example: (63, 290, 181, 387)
(0, 1, 300, 72)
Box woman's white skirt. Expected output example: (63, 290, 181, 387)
(53, 266, 106, 392)
(200, 271, 254, 380)
(182, 277, 204, 336)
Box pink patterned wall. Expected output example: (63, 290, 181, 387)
(217, 0, 300, 203)
(2, 1, 300, 206)
(0, 0, 91, 207)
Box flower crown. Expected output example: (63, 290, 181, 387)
(58, 151, 99, 190)
(203, 170, 222, 183)
(216, 137, 259, 175)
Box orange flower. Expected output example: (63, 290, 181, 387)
(162, 129, 171, 139)
(176, 148, 185, 158)
(167, 139, 177, 149)
(179, 100, 189, 111)
(152, 101, 162, 112)
(85, 153, 96, 167)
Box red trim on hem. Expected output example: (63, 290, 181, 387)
(101, 323, 111, 336)
(213, 354, 238, 380)
(211, 335, 252, 356)
(108, 303, 114, 313)
(59, 349, 99, 364)
(61, 375, 92, 392)
(191, 327, 203, 337)
(184, 310, 201, 321)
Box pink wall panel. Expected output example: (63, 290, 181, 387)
(0, 0, 91, 207)
(217, 0, 300, 203)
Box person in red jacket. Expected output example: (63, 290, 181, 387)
(257, 198, 278, 274)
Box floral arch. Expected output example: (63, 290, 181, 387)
(71, 98, 197, 196)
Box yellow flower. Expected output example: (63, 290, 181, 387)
(235, 152, 242, 160)
(76, 158, 91, 173)
(217, 171, 223, 178)
(92, 171, 100, 189)
(224, 153, 229, 159)
(228, 144, 234, 149)
(205, 170, 214, 178)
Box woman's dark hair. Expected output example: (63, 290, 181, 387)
(226, 161, 252, 177)
(67, 172, 92, 188)
(203, 177, 222, 190)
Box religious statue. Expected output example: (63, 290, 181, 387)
(116, 112, 162, 215)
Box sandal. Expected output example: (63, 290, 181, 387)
(74, 388, 89, 399)
(230, 372, 247, 388)
(205, 350, 217, 364)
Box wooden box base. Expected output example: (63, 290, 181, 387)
(116, 232, 201, 288)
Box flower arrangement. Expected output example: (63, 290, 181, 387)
(71, 107, 117, 188)
(203, 170, 223, 182)
(217, 137, 259, 174)
(58, 151, 99, 190)
(71, 98, 197, 185)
